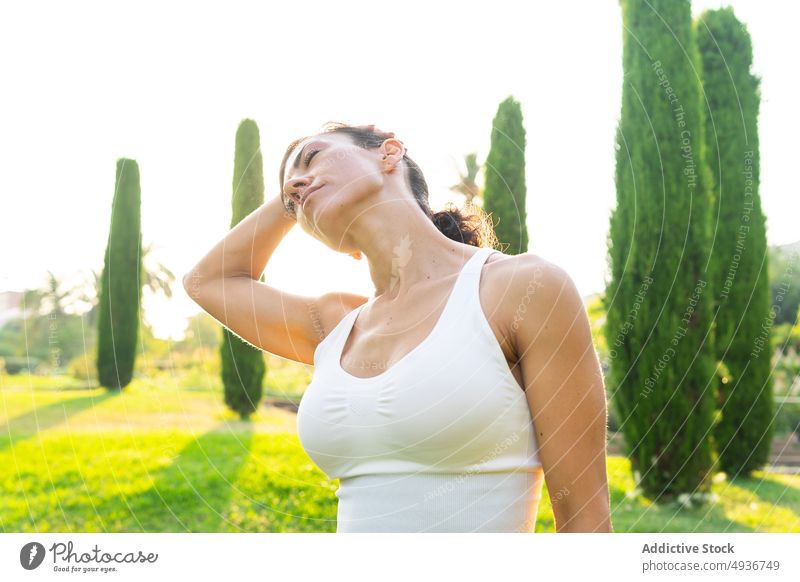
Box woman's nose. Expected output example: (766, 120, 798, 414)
(287, 177, 309, 196)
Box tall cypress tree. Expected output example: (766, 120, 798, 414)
(696, 8, 773, 477)
(220, 119, 266, 419)
(97, 159, 143, 390)
(605, 0, 718, 503)
(483, 96, 528, 254)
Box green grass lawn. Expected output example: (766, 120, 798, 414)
(1, 374, 798, 532)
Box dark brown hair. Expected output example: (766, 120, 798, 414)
(278, 122, 498, 248)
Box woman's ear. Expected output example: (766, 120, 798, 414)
(349, 250, 363, 260)
(379, 138, 406, 172)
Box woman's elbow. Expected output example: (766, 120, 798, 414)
(555, 499, 613, 533)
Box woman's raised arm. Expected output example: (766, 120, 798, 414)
(182, 194, 365, 364)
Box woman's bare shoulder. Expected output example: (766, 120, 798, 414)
(483, 251, 577, 347)
(485, 250, 567, 297)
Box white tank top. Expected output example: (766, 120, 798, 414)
(296, 247, 544, 532)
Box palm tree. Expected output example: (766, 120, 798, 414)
(22, 271, 83, 318)
(68, 270, 103, 328)
(66, 241, 176, 328)
(450, 152, 482, 207)
(141, 241, 176, 299)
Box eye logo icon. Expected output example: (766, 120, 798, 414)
(20, 542, 46, 570)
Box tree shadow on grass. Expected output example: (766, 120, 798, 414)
(93, 422, 254, 532)
(729, 472, 800, 516)
(0, 392, 115, 452)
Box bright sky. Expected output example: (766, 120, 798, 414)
(1, 0, 796, 340)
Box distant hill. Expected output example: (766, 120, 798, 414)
(770, 240, 800, 325)
(776, 239, 800, 256)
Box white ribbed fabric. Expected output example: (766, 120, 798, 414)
(296, 247, 543, 532)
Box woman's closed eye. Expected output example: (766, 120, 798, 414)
(282, 147, 321, 214)
(304, 148, 320, 167)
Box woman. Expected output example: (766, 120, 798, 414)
(184, 122, 612, 533)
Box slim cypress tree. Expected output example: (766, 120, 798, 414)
(696, 7, 774, 477)
(483, 96, 528, 254)
(605, 0, 718, 503)
(220, 119, 266, 419)
(97, 159, 143, 390)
